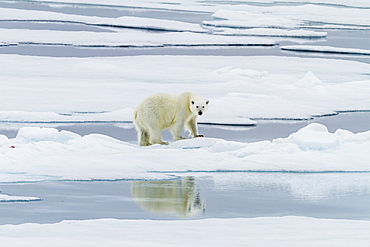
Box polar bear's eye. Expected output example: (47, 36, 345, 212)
(196, 106, 199, 108)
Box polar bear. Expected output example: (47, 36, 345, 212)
(133, 92, 209, 146)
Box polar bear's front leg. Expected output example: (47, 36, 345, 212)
(170, 120, 186, 141)
(186, 117, 203, 138)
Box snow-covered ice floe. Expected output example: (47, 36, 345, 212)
(0, 123, 369, 183)
(1, 55, 370, 124)
(1, 216, 370, 246)
(0, 28, 274, 48)
(204, 5, 370, 30)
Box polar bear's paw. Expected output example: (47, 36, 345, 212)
(174, 136, 187, 141)
(152, 141, 169, 145)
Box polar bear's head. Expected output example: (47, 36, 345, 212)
(190, 99, 209, 116)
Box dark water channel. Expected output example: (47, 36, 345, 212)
(0, 111, 369, 144)
(55, 111, 370, 143)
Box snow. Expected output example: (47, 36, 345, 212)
(281, 123, 343, 150)
(15, 127, 80, 144)
(1, 217, 370, 246)
(0, 123, 369, 183)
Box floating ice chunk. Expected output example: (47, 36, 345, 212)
(0, 193, 41, 202)
(284, 123, 339, 150)
(213, 28, 327, 38)
(16, 127, 81, 144)
(281, 45, 370, 56)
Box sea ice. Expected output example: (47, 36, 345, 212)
(17, 0, 370, 11)
(0, 217, 369, 246)
(1, 55, 370, 124)
(0, 123, 369, 183)
(0, 28, 274, 48)
(0, 7, 206, 33)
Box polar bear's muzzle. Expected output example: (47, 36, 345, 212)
(198, 111, 203, 116)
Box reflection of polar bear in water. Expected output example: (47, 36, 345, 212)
(132, 177, 205, 217)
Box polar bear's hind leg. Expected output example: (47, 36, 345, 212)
(149, 127, 169, 145)
(137, 127, 151, 146)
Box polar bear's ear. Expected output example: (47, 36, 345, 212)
(206, 100, 209, 104)
(191, 101, 195, 105)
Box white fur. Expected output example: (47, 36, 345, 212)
(133, 92, 209, 146)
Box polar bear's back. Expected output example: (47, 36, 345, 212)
(134, 93, 182, 129)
